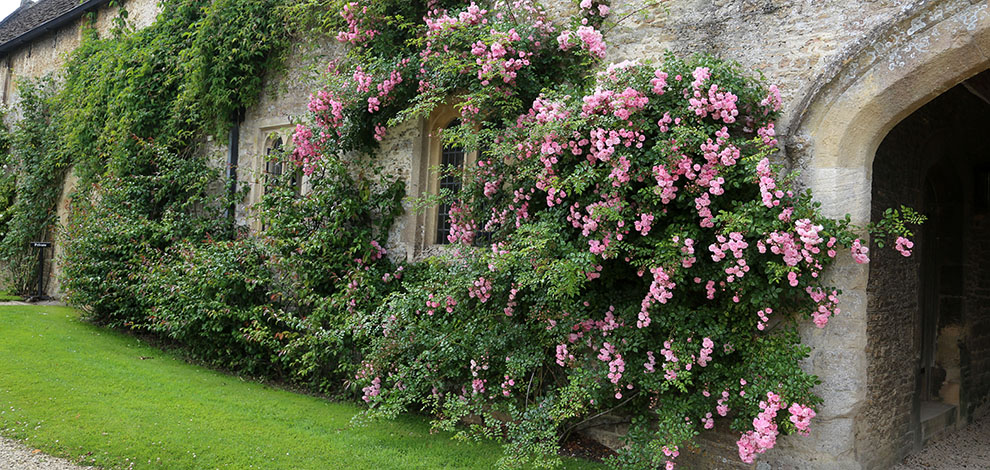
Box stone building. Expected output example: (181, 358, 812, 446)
(0, 0, 987, 468)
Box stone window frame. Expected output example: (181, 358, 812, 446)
(248, 120, 300, 232)
(262, 133, 302, 198)
(412, 105, 479, 255)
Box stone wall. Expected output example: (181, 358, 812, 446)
(607, 0, 918, 138)
(963, 178, 990, 421)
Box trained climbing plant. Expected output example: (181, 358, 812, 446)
(0, 78, 65, 294)
(288, 1, 925, 468)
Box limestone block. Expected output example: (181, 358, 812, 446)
(804, 167, 872, 224)
(941, 380, 960, 406)
(763, 417, 860, 470)
(808, 348, 866, 417)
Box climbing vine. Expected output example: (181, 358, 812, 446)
(0, 78, 67, 294)
(0, 0, 289, 296)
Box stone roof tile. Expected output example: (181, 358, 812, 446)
(0, 0, 81, 47)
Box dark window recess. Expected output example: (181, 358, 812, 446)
(472, 220, 493, 246)
(436, 144, 465, 244)
(975, 166, 990, 211)
(264, 137, 284, 193)
(265, 137, 301, 195)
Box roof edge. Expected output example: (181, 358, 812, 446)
(0, 0, 112, 59)
(0, 2, 39, 32)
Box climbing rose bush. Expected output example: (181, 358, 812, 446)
(353, 56, 849, 469)
(289, 1, 921, 468)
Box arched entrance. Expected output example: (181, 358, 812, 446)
(869, 81, 989, 467)
(784, 1, 990, 469)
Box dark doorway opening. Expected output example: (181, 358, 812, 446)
(866, 71, 990, 468)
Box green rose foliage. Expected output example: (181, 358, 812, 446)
(254, 148, 406, 392)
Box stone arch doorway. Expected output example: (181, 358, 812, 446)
(781, 2, 990, 469)
(869, 81, 990, 467)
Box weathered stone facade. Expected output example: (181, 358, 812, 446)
(0, 0, 161, 298)
(1, 0, 989, 468)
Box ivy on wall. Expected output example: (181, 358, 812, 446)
(0, 0, 290, 295)
(0, 78, 67, 294)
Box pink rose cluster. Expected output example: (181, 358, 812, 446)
(555, 343, 575, 366)
(687, 67, 739, 123)
(468, 276, 493, 303)
(447, 203, 477, 245)
(424, 2, 488, 35)
(736, 392, 782, 463)
(558, 26, 606, 59)
(895, 236, 914, 257)
(579, 0, 610, 17)
(788, 403, 816, 435)
(336, 2, 378, 44)
(470, 28, 532, 86)
(597, 341, 625, 386)
(806, 286, 840, 328)
(851, 238, 870, 264)
(638, 267, 675, 328)
(736, 395, 816, 463)
(424, 293, 456, 316)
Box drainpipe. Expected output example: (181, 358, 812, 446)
(226, 109, 243, 222)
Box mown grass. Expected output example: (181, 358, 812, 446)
(0, 289, 22, 301)
(0, 305, 604, 470)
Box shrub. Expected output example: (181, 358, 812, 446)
(139, 237, 282, 375)
(61, 141, 236, 326)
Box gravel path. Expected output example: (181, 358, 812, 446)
(893, 413, 990, 469)
(0, 437, 94, 470)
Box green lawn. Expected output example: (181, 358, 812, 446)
(0, 289, 21, 301)
(0, 305, 603, 469)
